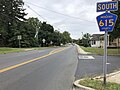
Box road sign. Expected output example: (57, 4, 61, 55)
(50, 41, 53, 44)
(17, 35, 22, 48)
(96, 12, 117, 32)
(17, 35, 22, 40)
(42, 39, 46, 43)
(97, 1, 118, 12)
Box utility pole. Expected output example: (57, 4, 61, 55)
(81, 32, 83, 45)
(35, 28, 39, 46)
(34, 19, 41, 47)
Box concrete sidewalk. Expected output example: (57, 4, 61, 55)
(76, 44, 88, 54)
(107, 71, 120, 84)
(98, 70, 120, 84)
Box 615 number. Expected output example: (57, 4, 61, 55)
(99, 19, 114, 27)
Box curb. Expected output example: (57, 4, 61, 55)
(75, 44, 88, 54)
(73, 70, 120, 90)
(94, 70, 120, 80)
(73, 79, 95, 90)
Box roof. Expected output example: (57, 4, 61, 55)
(90, 34, 103, 41)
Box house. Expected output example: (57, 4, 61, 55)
(90, 34, 110, 48)
(109, 38, 120, 48)
(90, 33, 120, 48)
(90, 34, 101, 47)
(99, 34, 110, 48)
(99, 36, 120, 48)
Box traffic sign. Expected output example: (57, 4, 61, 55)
(96, 12, 117, 32)
(50, 41, 53, 44)
(97, 1, 118, 12)
(42, 39, 46, 43)
(17, 35, 22, 40)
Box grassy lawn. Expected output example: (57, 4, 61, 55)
(81, 46, 120, 55)
(79, 78, 120, 90)
(0, 47, 51, 54)
(0, 48, 25, 54)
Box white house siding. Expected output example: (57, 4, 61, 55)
(91, 41, 100, 47)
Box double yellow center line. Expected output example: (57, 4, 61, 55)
(0, 47, 68, 73)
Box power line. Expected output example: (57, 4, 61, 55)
(25, 4, 47, 21)
(25, 4, 57, 27)
(25, 2, 96, 23)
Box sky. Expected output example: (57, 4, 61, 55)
(23, 0, 110, 39)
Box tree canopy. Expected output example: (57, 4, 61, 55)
(0, 0, 72, 47)
(109, 1, 120, 40)
(0, 0, 27, 47)
(82, 33, 91, 47)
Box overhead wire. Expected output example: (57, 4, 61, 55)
(25, 4, 47, 21)
(25, 2, 96, 23)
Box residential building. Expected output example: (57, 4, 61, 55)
(90, 33, 120, 48)
(110, 38, 120, 47)
(90, 34, 110, 48)
(90, 34, 101, 47)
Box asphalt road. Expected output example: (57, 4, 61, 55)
(75, 54, 120, 80)
(0, 46, 78, 90)
(0, 46, 120, 90)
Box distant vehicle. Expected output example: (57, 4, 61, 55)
(60, 43, 63, 46)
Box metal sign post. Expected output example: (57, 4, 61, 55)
(19, 39, 21, 48)
(103, 30, 108, 85)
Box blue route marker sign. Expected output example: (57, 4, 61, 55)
(97, 1, 118, 12)
(96, 12, 117, 32)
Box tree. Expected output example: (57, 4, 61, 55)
(74, 38, 82, 45)
(52, 30, 60, 46)
(38, 22, 54, 46)
(109, 1, 120, 40)
(0, 0, 27, 47)
(19, 18, 41, 47)
(62, 31, 72, 44)
(0, 0, 73, 47)
(82, 33, 91, 47)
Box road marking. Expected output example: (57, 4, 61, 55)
(106, 63, 110, 65)
(0, 47, 68, 73)
(78, 55, 95, 60)
(49, 48, 65, 55)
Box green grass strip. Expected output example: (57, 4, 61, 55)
(0, 48, 24, 54)
(81, 46, 120, 55)
(79, 78, 120, 90)
(0, 47, 51, 54)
